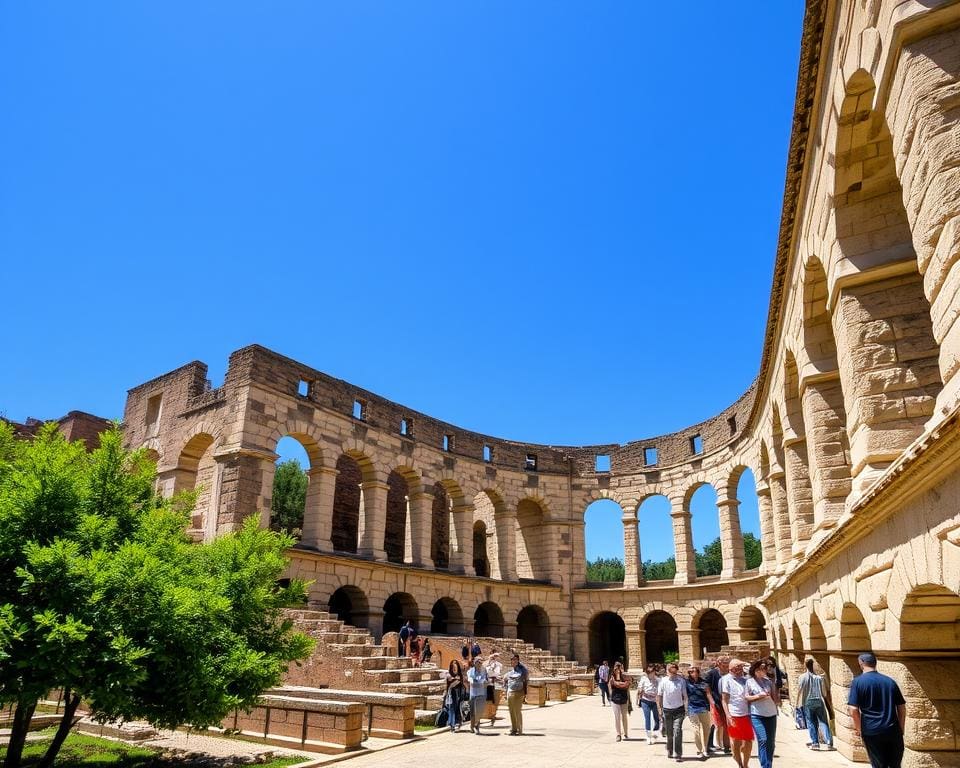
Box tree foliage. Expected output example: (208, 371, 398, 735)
(0, 422, 313, 768)
(270, 459, 307, 537)
(585, 557, 624, 582)
(641, 533, 763, 581)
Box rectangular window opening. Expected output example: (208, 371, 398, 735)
(728, 415, 737, 436)
(644, 447, 658, 466)
(297, 379, 310, 397)
(353, 399, 365, 420)
(483, 444, 493, 462)
(145, 394, 163, 437)
(400, 418, 410, 436)
(595, 454, 611, 473)
(691, 434, 704, 455)
(524, 453, 538, 472)
(443, 434, 454, 452)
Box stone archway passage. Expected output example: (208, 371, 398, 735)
(739, 606, 767, 643)
(517, 605, 550, 651)
(474, 602, 505, 636)
(328, 585, 369, 629)
(698, 609, 729, 655)
(383, 592, 419, 635)
(589, 611, 627, 667)
(431, 597, 464, 634)
(644, 610, 679, 664)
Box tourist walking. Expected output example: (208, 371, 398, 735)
(609, 660, 632, 741)
(398, 620, 412, 657)
(504, 652, 529, 735)
(796, 658, 834, 750)
(597, 659, 611, 706)
(721, 658, 755, 768)
(637, 664, 661, 743)
(848, 652, 906, 768)
(421, 637, 433, 665)
(444, 659, 467, 732)
(485, 652, 503, 726)
(705, 657, 731, 754)
(471, 637, 482, 660)
(467, 656, 490, 734)
(686, 666, 715, 759)
(745, 659, 780, 768)
(658, 661, 689, 761)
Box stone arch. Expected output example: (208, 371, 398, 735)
(266, 426, 325, 469)
(473, 601, 505, 637)
(739, 606, 767, 643)
(809, 612, 827, 651)
(331, 453, 366, 553)
(684, 481, 721, 578)
(383, 592, 419, 635)
(176, 431, 218, 538)
(589, 611, 627, 668)
(783, 350, 815, 556)
(900, 584, 960, 652)
(385, 466, 420, 564)
(768, 407, 792, 566)
(473, 489, 507, 580)
(839, 603, 871, 652)
(269, 434, 316, 539)
(638, 493, 675, 581)
(431, 597, 465, 634)
(642, 609, 678, 665)
(516, 605, 550, 651)
(583, 498, 626, 585)
(516, 497, 549, 581)
(727, 465, 761, 571)
(328, 585, 369, 630)
(776, 623, 788, 652)
(430, 481, 454, 570)
(695, 608, 729, 657)
(472, 520, 489, 577)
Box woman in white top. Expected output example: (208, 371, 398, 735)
(744, 659, 780, 768)
(484, 653, 503, 726)
(636, 664, 661, 744)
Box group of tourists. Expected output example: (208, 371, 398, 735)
(397, 621, 434, 667)
(591, 651, 906, 768)
(438, 650, 530, 736)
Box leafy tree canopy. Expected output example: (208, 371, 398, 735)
(270, 459, 307, 537)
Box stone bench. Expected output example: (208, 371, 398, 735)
(224, 695, 364, 753)
(545, 677, 569, 702)
(568, 673, 596, 695)
(270, 685, 419, 739)
(525, 679, 548, 707)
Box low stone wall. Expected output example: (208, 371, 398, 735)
(568, 673, 595, 695)
(270, 685, 418, 739)
(524, 680, 547, 707)
(544, 678, 569, 702)
(224, 695, 364, 753)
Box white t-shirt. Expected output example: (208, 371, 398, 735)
(658, 675, 688, 709)
(720, 673, 750, 717)
(638, 675, 659, 702)
(745, 677, 778, 717)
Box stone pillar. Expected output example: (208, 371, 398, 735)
(301, 466, 337, 551)
(407, 492, 435, 568)
(716, 492, 745, 578)
(449, 503, 475, 576)
(626, 629, 643, 673)
(783, 436, 814, 559)
(215, 449, 277, 536)
(832, 275, 940, 495)
(800, 375, 851, 531)
(357, 479, 388, 560)
(678, 629, 698, 662)
(635, 629, 647, 669)
(754, 482, 777, 573)
(767, 465, 792, 567)
(830, 655, 868, 763)
(622, 508, 642, 588)
(495, 512, 518, 582)
(671, 501, 697, 585)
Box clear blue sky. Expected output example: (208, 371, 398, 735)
(1, 2, 803, 561)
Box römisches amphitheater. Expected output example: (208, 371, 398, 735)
(123, 2, 960, 766)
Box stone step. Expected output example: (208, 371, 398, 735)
(286, 609, 333, 622)
(315, 631, 372, 645)
(344, 655, 415, 671)
(328, 642, 385, 656)
(366, 668, 439, 684)
(379, 680, 445, 696)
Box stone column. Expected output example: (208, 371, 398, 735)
(357, 479, 388, 560)
(754, 481, 777, 573)
(622, 507, 642, 588)
(678, 629, 698, 661)
(495, 511, 518, 582)
(626, 629, 643, 672)
(407, 492, 435, 568)
(716, 492, 745, 578)
(635, 629, 647, 669)
(830, 656, 868, 762)
(767, 465, 792, 567)
(671, 501, 697, 585)
(214, 448, 277, 536)
(800, 374, 852, 531)
(783, 436, 814, 559)
(301, 466, 337, 551)
(449, 503, 475, 576)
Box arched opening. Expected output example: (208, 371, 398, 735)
(644, 610, 679, 664)
(176, 432, 217, 539)
(584, 499, 625, 584)
(516, 498, 549, 581)
(516, 605, 550, 651)
(783, 351, 814, 555)
(734, 468, 763, 570)
(697, 609, 729, 656)
(687, 483, 722, 577)
(739, 606, 767, 643)
(472, 521, 489, 577)
(332, 454, 363, 553)
(770, 408, 792, 566)
(807, 613, 830, 681)
(383, 592, 419, 635)
(474, 602, 505, 637)
(901, 584, 960, 651)
(836, 602, 873, 762)
(839, 603, 871, 652)
(473, 490, 505, 580)
(385, 469, 412, 564)
(328, 585, 369, 629)
(431, 482, 451, 570)
(271, 435, 311, 539)
(791, 621, 803, 653)
(776, 624, 788, 652)
(638, 495, 675, 581)
(589, 611, 627, 667)
(431, 597, 465, 634)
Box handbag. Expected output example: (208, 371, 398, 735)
(486, 684, 495, 702)
(627, 698, 634, 714)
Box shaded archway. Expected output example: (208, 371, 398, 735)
(516, 499, 549, 581)
(473, 602, 505, 637)
(839, 603, 871, 652)
(328, 585, 369, 629)
(901, 585, 960, 651)
(473, 521, 489, 577)
(589, 611, 627, 667)
(697, 609, 729, 656)
(644, 610, 679, 664)
(383, 592, 419, 635)
(431, 597, 465, 634)
(176, 432, 217, 538)
(782, 351, 814, 556)
(332, 454, 363, 553)
(516, 605, 550, 651)
(473, 489, 506, 580)
(385, 469, 414, 564)
(739, 606, 767, 643)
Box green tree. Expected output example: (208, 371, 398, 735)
(642, 557, 677, 581)
(585, 557, 625, 582)
(0, 423, 313, 768)
(695, 537, 724, 577)
(270, 459, 307, 536)
(744, 532, 763, 570)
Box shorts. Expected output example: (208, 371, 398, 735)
(728, 715, 755, 741)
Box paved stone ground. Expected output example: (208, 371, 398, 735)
(341, 696, 856, 768)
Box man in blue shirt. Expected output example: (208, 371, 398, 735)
(848, 652, 906, 768)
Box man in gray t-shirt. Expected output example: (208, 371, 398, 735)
(796, 658, 834, 749)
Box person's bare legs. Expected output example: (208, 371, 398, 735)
(736, 739, 752, 768)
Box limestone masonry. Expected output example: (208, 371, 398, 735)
(122, 2, 960, 767)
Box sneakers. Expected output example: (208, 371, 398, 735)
(647, 735, 654, 745)
(616, 735, 622, 742)
(808, 744, 820, 750)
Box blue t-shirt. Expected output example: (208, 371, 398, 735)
(686, 679, 711, 714)
(848, 671, 905, 736)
